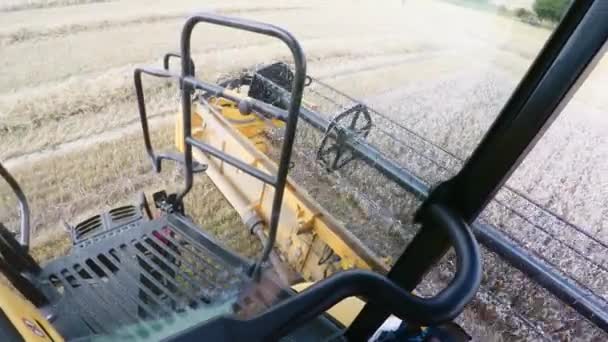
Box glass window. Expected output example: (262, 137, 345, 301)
(475, 50, 608, 340)
(307, 0, 559, 187)
(287, 0, 563, 262)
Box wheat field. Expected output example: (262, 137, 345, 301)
(1, 0, 607, 340)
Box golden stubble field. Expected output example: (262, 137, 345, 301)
(1, 0, 607, 340)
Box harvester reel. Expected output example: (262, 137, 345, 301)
(317, 104, 373, 171)
(247, 63, 312, 111)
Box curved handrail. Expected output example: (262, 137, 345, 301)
(134, 66, 179, 172)
(0, 162, 30, 249)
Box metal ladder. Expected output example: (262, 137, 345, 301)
(133, 13, 307, 276)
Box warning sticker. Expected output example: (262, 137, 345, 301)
(22, 318, 46, 338)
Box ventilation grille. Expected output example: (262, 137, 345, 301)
(72, 205, 142, 245)
(73, 215, 103, 241)
(109, 206, 139, 224)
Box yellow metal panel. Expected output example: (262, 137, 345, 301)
(0, 284, 64, 341)
(182, 99, 388, 283)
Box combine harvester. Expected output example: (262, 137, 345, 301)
(0, 2, 607, 340)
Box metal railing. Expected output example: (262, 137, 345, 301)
(133, 13, 307, 276)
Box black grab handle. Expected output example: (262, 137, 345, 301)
(167, 204, 481, 342)
(134, 66, 177, 173)
(163, 53, 195, 76)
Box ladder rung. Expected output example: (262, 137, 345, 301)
(186, 136, 277, 186)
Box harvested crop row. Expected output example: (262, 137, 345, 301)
(0, 0, 111, 13)
(0, 124, 259, 259)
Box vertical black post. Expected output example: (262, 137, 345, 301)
(177, 18, 196, 202)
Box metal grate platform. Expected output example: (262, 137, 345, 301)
(38, 214, 251, 340)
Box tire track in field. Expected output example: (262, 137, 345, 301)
(0, 6, 309, 46)
(1, 46, 424, 157)
(3, 114, 173, 169)
(0, 0, 112, 13)
(0, 35, 440, 160)
(1, 2, 433, 93)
